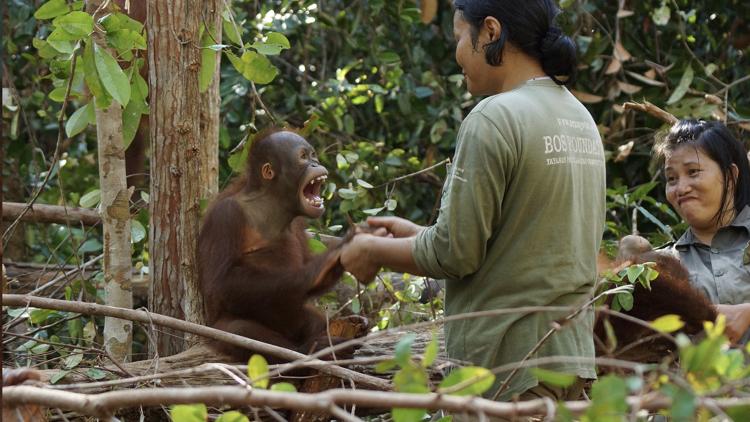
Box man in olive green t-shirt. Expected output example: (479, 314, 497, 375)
(412, 78, 605, 399)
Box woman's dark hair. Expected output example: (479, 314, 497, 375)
(452, 0, 577, 85)
(653, 119, 750, 226)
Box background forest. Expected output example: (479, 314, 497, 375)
(2, 0, 750, 420)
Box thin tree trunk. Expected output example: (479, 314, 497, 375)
(199, 0, 221, 201)
(85, 1, 134, 363)
(94, 104, 134, 362)
(147, 0, 209, 356)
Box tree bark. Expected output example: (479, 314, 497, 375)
(87, 0, 134, 363)
(147, 0, 212, 356)
(93, 103, 135, 363)
(199, 0, 221, 201)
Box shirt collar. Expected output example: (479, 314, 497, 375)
(675, 205, 750, 248)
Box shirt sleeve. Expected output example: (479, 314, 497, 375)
(412, 111, 516, 280)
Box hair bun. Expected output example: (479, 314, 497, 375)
(539, 26, 576, 85)
(541, 26, 563, 54)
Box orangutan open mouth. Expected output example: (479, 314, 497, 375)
(302, 174, 327, 209)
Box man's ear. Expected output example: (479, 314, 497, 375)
(261, 163, 275, 180)
(483, 16, 502, 42)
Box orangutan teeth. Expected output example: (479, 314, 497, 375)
(308, 175, 327, 185)
(305, 197, 324, 207)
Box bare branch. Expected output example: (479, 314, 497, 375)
(1, 294, 390, 391)
(4, 385, 750, 419)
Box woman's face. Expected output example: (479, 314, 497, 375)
(664, 145, 735, 234)
(453, 11, 495, 96)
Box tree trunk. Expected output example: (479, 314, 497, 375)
(199, 0, 221, 201)
(147, 0, 216, 356)
(94, 104, 134, 362)
(85, 1, 134, 363)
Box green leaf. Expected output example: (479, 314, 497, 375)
(131, 220, 146, 244)
(249, 31, 291, 55)
(32, 37, 60, 59)
(308, 238, 327, 254)
(248, 354, 269, 389)
(34, 0, 69, 20)
(215, 411, 250, 422)
(616, 291, 634, 311)
(79, 189, 101, 208)
(79, 238, 103, 253)
(651, 3, 671, 26)
(240, 51, 279, 84)
(377, 51, 401, 64)
(392, 407, 427, 422)
(86, 368, 107, 380)
(356, 179, 374, 189)
(30, 309, 56, 324)
(363, 207, 385, 216)
(53, 11, 94, 39)
(48, 86, 70, 102)
(270, 382, 297, 393)
(667, 66, 693, 105)
(265, 32, 290, 49)
(386, 199, 398, 211)
(46, 29, 76, 53)
(222, 17, 244, 46)
(93, 43, 130, 106)
(375, 359, 398, 373)
(422, 334, 438, 368)
(650, 314, 685, 333)
(585, 375, 628, 421)
(83, 41, 111, 108)
(65, 102, 93, 137)
(63, 352, 83, 369)
(338, 188, 358, 200)
(530, 368, 576, 388)
(199, 25, 218, 92)
(394, 334, 416, 366)
(625, 265, 644, 283)
(50, 370, 71, 384)
(438, 366, 495, 396)
(169, 404, 207, 422)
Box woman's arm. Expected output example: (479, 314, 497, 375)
(715, 303, 750, 344)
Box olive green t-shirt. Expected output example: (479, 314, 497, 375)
(413, 79, 606, 399)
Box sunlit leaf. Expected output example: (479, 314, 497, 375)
(422, 334, 438, 368)
(50, 370, 71, 384)
(169, 404, 207, 422)
(216, 411, 250, 422)
(530, 368, 576, 388)
(650, 314, 685, 333)
(34, 0, 69, 20)
(667, 66, 693, 105)
(394, 334, 416, 366)
(308, 238, 327, 254)
(438, 367, 495, 396)
(270, 382, 297, 393)
(248, 354, 269, 389)
(53, 11, 94, 39)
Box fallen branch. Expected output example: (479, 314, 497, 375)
(1, 294, 391, 391)
(622, 101, 678, 125)
(2, 201, 101, 226)
(4, 385, 750, 419)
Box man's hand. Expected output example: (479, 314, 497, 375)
(366, 216, 425, 238)
(715, 303, 750, 344)
(341, 233, 381, 284)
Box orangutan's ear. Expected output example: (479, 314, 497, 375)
(261, 163, 275, 180)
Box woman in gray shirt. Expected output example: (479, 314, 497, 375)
(654, 119, 750, 344)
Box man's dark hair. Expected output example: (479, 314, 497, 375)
(453, 0, 577, 85)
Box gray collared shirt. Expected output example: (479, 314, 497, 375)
(672, 205, 750, 343)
